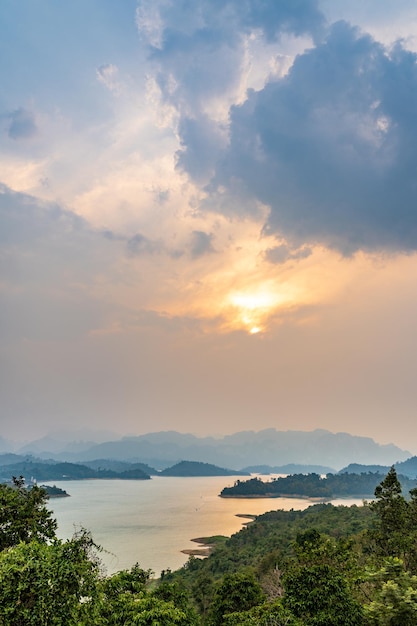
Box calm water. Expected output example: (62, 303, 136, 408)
(46, 476, 364, 576)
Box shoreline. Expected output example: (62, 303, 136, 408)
(181, 536, 221, 558)
(181, 513, 259, 557)
(220, 493, 329, 501)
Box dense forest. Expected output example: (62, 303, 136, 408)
(0, 460, 151, 482)
(0, 457, 248, 482)
(220, 471, 417, 499)
(2, 468, 417, 624)
(159, 461, 250, 477)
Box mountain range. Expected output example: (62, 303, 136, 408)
(3, 428, 410, 471)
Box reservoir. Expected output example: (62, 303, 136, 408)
(46, 476, 364, 576)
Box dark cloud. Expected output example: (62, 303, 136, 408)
(126, 233, 162, 256)
(139, 0, 324, 113)
(240, 0, 325, 42)
(7, 108, 38, 139)
(176, 115, 226, 183)
(0, 184, 86, 246)
(189, 230, 215, 258)
(0, 185, 120, 342)
(204, 21, 417, 254)
(265, 244, 312, 264)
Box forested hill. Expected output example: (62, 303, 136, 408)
(0, 460, 151, 482)
(220, 471, 417, 498)
(5, 467, 417, 623)
(159, 461, 250, 477)
(340, 456, 417, 479)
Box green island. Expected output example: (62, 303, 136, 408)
(39, 484, 70, 498)
(3, 468, 417, 624)
(220, 471, 417, 499)
(159, 460, 250, 477)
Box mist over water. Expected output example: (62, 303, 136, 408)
(46, 477, 364, 576)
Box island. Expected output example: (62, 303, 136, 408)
(219, 471, 417, 499)
(40, 484, 70, 498)
(159, 460, 250, 477)
(0, 460, 151, 482)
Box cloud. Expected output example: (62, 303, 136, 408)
(189, 230, 215, 258)
(96, 64, 122, 94)
(0, 185, 122, 341)
(265, 244, 312, 264)
(126, 233, 162, 256)
(137, 0, 325, 116)
(0, 184, 85, 247)
(204, 21, 417, 254)
(137, 2, 417, 254)
(7, 108, 38, 140)
(176, 115, 227, 183)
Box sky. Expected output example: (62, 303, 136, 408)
(2, 0, 417, 451)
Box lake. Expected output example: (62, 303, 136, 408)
(45, 476, 364, 576)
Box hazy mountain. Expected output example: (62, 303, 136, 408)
(241, 464, 336, 474)
(340, 457, 417, 480)
(0, 437, 16, 453)
(22, 429, 410, 471)
(396, 456, 417, 479)
(18, 428, 120, 456)
(0, 453, 35, 466)
(339, 463, 390, 475)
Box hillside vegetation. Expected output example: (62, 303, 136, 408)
(2, 468, 417, 624)
(220, 471, 417, 499)
(159, 461, 249, 477)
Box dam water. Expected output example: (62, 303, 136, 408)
(46, 475, 364, 576)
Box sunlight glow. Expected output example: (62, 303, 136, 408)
(228, 288, 289, 334)
(230, 291, 280, 311)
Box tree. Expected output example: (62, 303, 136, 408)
(368, 467, 415, 568)
(207, 571, 265, 626)
(282, 530, 364, 625)
(0, 477, 57, 550)
(85, 565, 198, 625)
(223, 600, 304, 625)
(364, 558, 417, 625)
(0, 531, 100, 626)
(284, 563, 364, 626)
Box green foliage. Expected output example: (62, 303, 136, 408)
(191, 570, 216, 618)
(82, 565, 198, 625)
(282, 529, 364, 625)
(87, 592, 198, 626)
(284, 563, 364, 625)
(0, 531, 100, 626)
(98, 562, 151, 599)
(364, 558, 417, 625)
(0, 477, 57, 550)
(206, 570, 265, 625)
(223, 599, 304, 625)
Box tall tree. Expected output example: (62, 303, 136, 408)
(368, 467, 411, 566)
(0, 477, 57, 550)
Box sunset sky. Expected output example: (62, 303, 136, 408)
(2, 0, 417, 450)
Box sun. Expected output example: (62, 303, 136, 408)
(228, 288, 286, 334)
